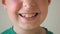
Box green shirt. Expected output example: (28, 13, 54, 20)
(1, 27, 53, 34)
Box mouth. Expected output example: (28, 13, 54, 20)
(19, 13, 39, 18)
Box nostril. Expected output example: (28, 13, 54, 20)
(23, 3, 29, 8)
(24, 5, 28, 8)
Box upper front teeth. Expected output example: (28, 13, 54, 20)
(21, 14, 36, 18)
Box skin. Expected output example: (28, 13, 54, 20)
(2, 0, 51, 34)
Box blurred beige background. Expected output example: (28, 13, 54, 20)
(0, 0, 60, 34)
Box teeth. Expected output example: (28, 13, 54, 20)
(21, 14, 36, 18)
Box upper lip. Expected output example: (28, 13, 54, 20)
(18, 12, 40, 14)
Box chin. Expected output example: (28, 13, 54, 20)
(16, 21, 40, 30)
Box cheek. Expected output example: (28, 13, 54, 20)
(36, 1, 48, 22)
(6, 0, 22, 22)
(7, 0, 23, 18)
(37, 1, 48, 14)
(7, 0, 22, 12)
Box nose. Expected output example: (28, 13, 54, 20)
(22, 0, 37, 10)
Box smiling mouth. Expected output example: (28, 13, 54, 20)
(19, 13, 39, 18)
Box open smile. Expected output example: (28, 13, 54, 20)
(19, 13, 39, 18)
(18, 12, 40, 22)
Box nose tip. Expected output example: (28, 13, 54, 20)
(23, 0, 37, 9)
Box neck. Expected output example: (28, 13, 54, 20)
(13, 25, 43, 34)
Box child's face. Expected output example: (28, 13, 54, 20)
(4, 0, 50, 29)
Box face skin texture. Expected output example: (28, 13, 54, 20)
(2, 0, 51, 34)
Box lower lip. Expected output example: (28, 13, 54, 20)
(19, 15, 39, 22)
